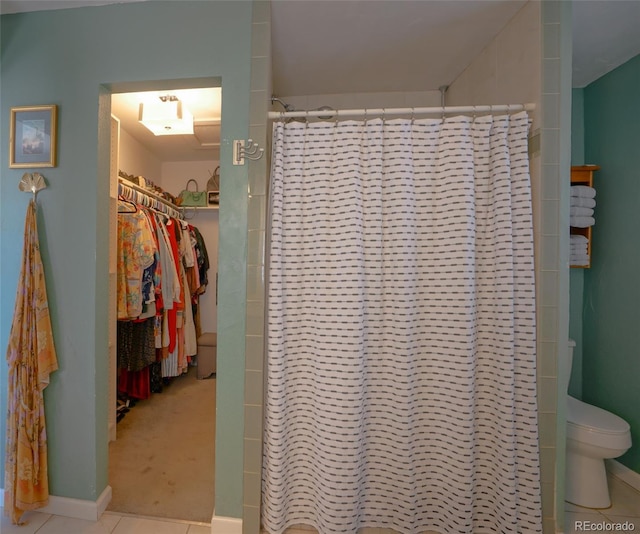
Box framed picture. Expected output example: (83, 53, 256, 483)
(9, 105, 57, 168)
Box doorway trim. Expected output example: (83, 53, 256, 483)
(98, 76, 223, 524)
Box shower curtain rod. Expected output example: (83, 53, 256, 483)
(267, 103, 535, 120)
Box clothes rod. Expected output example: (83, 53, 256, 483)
(268, 103, 535, 120)
(117, 177, 182, 217)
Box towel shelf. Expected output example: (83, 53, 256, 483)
(570, 165, 599, 269)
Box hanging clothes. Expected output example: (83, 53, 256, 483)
(164, 218, 184, 355)
(116, 196, 209, 399)
(116, 207, 156, 320)
(4, 200, 58, 525)
(117, 318, 156, 372)
(179, 222, 198, 358)
(191, 225, 210, 290)
(154, 213, 181, 316)
(188, 225, 210, 339)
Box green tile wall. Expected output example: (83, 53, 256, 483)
(540, 1, 573, 531)
(243, 2, 271, 533)
(238, 3, 573, 533)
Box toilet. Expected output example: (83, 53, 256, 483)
(565, 339, 632, 508)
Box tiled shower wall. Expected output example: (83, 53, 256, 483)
(547, 2, 573, 532)
(241, 1, 572, 533)
(243, 2, 271, 533)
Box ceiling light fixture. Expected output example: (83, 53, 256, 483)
(138, 95, 194, 136)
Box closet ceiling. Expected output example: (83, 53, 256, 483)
(2, 0, 639, 158)
(111, 88, 221, 163)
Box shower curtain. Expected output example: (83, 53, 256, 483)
(263, 112, 542, 534)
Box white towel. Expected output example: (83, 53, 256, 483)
(570, 206, 594, 217)
(571, 255, 590, 266)
(571, 185, 596, 198)
(570, 234, 589, 262)
(571, 251, 589, 258)
(570, 234, 588, 244)
(570, 216, 595, 228)
(571, 248, 588, 257)
(571, 197, 596, 209)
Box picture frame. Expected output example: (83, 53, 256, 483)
(9, 105, 58, 168)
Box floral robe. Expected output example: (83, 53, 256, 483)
(116, 208, 156, 320)
(4, 200, 58, 525)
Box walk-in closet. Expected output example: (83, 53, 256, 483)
(106, 86, 221, 523)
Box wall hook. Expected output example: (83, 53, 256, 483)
(233, 139, 265, 165)
(19, 172, 47, 202)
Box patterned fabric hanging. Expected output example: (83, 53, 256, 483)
(263, 112, 541, 534)
(4, 200, 58, 525)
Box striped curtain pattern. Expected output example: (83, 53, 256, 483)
(263, 112, 542, 534)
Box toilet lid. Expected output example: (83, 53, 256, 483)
(567, 396, 630, 434)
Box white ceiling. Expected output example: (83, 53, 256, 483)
(572, 0, 640, 88)
(111, 88, 222, 162)
(270, 0, 527, 96)
(2, 0, 639, 160)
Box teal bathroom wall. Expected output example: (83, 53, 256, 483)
(569, 87, 584, 399)
(582, 53, 640, 472)
(0, 1, 253, 518)
(571, 88, 585, 165)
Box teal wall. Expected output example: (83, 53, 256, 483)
(1, 1, 252, 517)
(571, 88, 585, 165)
(581, 53, 640, 473)
(569, 88, 585, 399)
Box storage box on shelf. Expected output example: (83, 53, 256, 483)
(570, 165, 599, 268)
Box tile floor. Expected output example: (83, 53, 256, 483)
(2, 474, 639, 534)
(0, 509, 210, 534)
(272, 477, 640, 534)
(564, 475, 640, 534)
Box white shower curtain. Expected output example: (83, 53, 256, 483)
(263, 112, 542, 534)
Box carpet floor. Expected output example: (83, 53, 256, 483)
(107, 366, 216, 523)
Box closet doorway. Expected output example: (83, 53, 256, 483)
(106, 82, 221, 523)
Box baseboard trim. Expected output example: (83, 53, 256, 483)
(606, 459, 640, 492)
(41, 485, 113, 521)
(0, 485, 112, 521)
(211, 513, 243, 534)
(96, 485, 112, 518)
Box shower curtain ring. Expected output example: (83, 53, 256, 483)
(411, 107, 415, 124)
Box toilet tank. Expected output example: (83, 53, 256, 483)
(566, 339, 576, 393)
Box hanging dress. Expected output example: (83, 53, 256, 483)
(4, 200, 58, 525)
